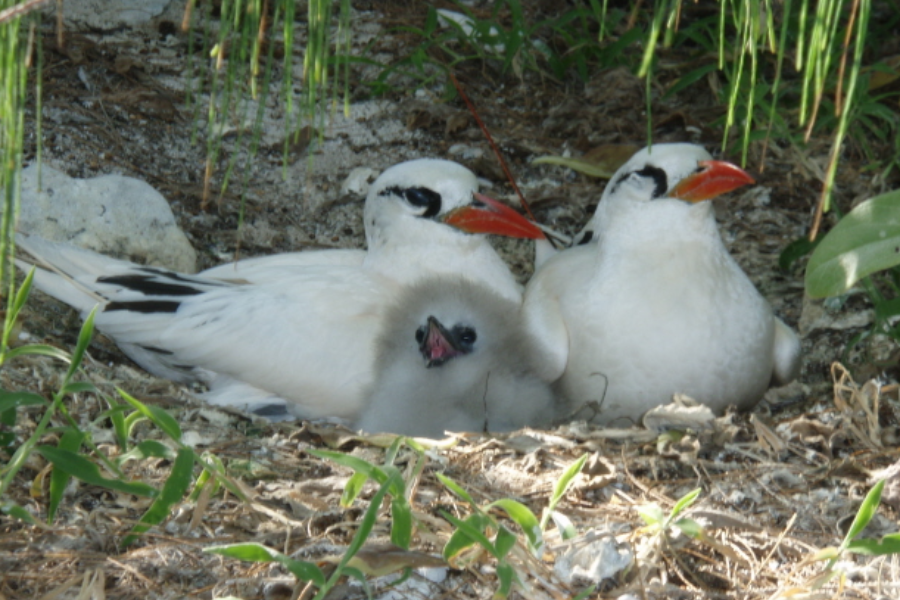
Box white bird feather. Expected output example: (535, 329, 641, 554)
(523, 143, 801, 426)
(18, 159, 545, 421)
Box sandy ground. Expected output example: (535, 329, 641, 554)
(2, 2, 899, 599)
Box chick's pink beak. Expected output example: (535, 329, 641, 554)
(669, 160, 755, 202)
(442, 192, 546, 239)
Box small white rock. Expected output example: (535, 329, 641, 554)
(341, 167, 378, 197)
(17, 164, 197, 272)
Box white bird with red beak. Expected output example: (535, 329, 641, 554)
(357, 278, 556, 438)
(18, 159, 545, 421)
(523, 143, 800, 426)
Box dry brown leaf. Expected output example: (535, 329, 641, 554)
(321, 544, 445, 577)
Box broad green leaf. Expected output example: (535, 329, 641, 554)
(47, 429, 86, 523)
(37, 446, 157, 497)
(206, 543, 326, 584)
(494, 525, 517, 560)
(495, 561, 517, 599)
(117, 440, 177, 466)
(117, 389, 182, 441)
(673, 518, 705, 539)
(806, 192, 900, 298)
(548, 510, 577, 541)
(669, 488, 702, 521)
(488, 498, 541, 550)
(0, 390, 48, 412)
(122, 448, 195, 546)
(442, 512, 498, 560)
(846, 533, 900, 556)
(637, 504, 665, 527)
(342, 471, 369, 507)
(1, 501, 44, 526)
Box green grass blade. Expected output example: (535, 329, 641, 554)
(64, 307, 97, 382)
(541, 453, 587, 529)
(205, 542, 326, 584)
(496, 561, 516, 598)
(47, 428, 86, 523)
(488, 498, 541, 551)
(117, 440, 178, 465)
(102, 393, 129, 450)
(1, 501, 44, 526)
(60, 382, 97, 396)
(342, 471, 370, 507)
(390, 497, 413, 550)
(3, 344, 72, 363)
(441, 511, 498, 560)
(36, 446, 157, 497)
(308, 449, 388, 483)
(436, 472, 478, 506)
(838, 479, 884, 551)
(668, 487, 702, 522)
(122, 447, 196, 546)
(494, 525, 517, 560)
(312, 471, 403, 600)
(116, 388, 182, 442)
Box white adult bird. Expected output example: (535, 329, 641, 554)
(523, 143, 801, 426)
(356, 277, 556, 438)
(18, 159, 545, 421)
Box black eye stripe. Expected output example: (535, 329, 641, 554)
(611, 164, 669, 199)
(380, 185, 443, 218)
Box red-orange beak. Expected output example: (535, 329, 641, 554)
(442, 192, 546, 239)
(669, 160, 755, 202)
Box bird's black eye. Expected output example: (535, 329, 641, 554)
(415, 327, 426, 345)
(456, 327, 477, 347)
(404, 187, 442, 218)
(379, 185, 443, 218)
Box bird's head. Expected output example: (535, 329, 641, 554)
(573, 144, 755, 245)
(364, 159, 545, 247)
(416, 315, 478, 368)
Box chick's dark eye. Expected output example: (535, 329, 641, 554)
(403, 187, 442, 218)
(457, 327, 477, 346)
(415, 327, 426, 345)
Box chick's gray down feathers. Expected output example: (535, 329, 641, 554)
(357, 278, 557, 437)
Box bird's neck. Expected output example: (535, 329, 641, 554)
(365, 221, 522, 301)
